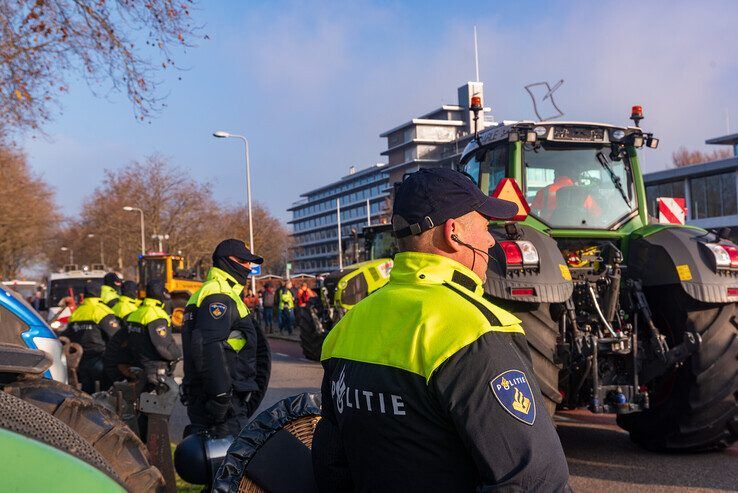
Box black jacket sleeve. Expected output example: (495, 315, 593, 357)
(99, 314, 120, 341)
(195, 293, 237, 397)
(430, 331, 569, 492)
(146, 318, 182, 362)
(312, 361, 353, 492)
(248, 314, 271, 412)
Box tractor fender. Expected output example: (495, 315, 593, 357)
(485, 224, 574, 303)
(628, 226, 738, 303)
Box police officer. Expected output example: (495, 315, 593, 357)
(61, 281, 120, 393)
(312, 168, 570, 492)
(103, 280, 140, 383)
(111, 280, 139, 319)
(126, 280, 181, 385)
(100, 272, 122, 307)
(182, 239, 271, 438)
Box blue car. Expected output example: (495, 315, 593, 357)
(0, 284, 67, 383)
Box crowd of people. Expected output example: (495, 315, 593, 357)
(244, 280, 317, 336)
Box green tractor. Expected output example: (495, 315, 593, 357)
(300, 107, 738, 452)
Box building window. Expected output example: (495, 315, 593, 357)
(690, 172, 737, 219)
(645, 180, 686, 217)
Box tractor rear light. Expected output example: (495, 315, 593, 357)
(722, 244, 738, 268)
(727, 288, 738, 297)
(500, 241, 539, 268)
(516, 240, 539, 265)
(705, 243, 732, 269)
(500, 241, 523, 266)
(511, 288, 536, 296)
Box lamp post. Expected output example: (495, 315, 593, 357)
(60, 246, 73, 265)
(123, 206, 146, 255)
(87, 233, 104, 265)
(213, 130, 257, 293)
(151, 233, 169, 253)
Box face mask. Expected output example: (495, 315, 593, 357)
(214, 256, 251, 285)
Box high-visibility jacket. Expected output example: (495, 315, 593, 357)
(62, 297, 119, 357)
(100, 285, 120, 308)
(278, 290, 294, 310)
(126, 298, 180, 373)
(182, 267, 271, 400)
(313, 252, 569, 492)
(111, 295, 138, 320)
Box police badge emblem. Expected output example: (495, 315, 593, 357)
(490, 369, 536, 425)
(209, 302, 227, 319)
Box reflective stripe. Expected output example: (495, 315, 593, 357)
(321, 252, 525, 382)
(226, 330, 246, 352)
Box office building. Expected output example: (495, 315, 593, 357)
(288, 164, 390, 274)
(644, 133, 738, 242)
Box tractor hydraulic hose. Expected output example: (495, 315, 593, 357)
(588, 284, 618, 337)
(630, 281, 669, 361)
(604, 265, 621, 323)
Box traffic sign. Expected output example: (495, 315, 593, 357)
(250, 264, 262, 276)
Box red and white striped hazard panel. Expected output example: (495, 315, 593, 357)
(657, 197, 687, 225)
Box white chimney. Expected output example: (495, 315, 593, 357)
(349, 166, 357, 175)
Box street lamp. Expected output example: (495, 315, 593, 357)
(123, 206, 146, 255)
(151, 233, 169, 253)
(60, 246, 73, 265)
(87, 233, 104, 265)
(213, 130, 256, 293)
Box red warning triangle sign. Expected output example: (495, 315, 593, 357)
(490, 178, 530, 221)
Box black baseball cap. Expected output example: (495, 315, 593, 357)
(212, 239, 263, 264)
(393, 168, 518, 238)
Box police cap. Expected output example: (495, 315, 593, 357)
(392, 168, 518, 238)
(212, 239, 263, 265)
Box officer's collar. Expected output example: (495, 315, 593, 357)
(208, 267, 243, 289)
(81, 296, 102, 304)
(390, 252, 484, 296)
(142, 298, 164, 308)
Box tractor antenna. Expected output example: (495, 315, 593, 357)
(473, 26, 480, 82)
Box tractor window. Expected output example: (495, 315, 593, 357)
(140, 258, 167, 286)
(463, 144, 508, 195)
(523, 143, 636, 228)
(48, 278, 102, 306)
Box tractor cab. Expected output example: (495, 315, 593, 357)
(461, 111, 659, 233)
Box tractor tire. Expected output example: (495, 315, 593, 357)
(298, 305, 329, 361)
(492, 299, 561, 417)
(4, 378, 165, 491)
(0, 390, 119, 482)
(617, 285, 738, 452)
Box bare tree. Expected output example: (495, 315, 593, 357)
(221, 204, 292, 276)
(672, 146, 733, 167)
(50, 154, 291, 280)
(0, 0, 199, 134)
(0, 144, 60, 278)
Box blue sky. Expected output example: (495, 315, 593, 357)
(19, 0, 738, 222)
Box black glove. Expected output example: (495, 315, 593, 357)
(204, 393, 231, 424)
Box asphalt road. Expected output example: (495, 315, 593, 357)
(170, 337, 738, 492)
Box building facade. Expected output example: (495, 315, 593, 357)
(644, 133, 738, 242)
(287, 81, 494, 274)
(380, 81, 494, 188)
(288, 164, 390, 275)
